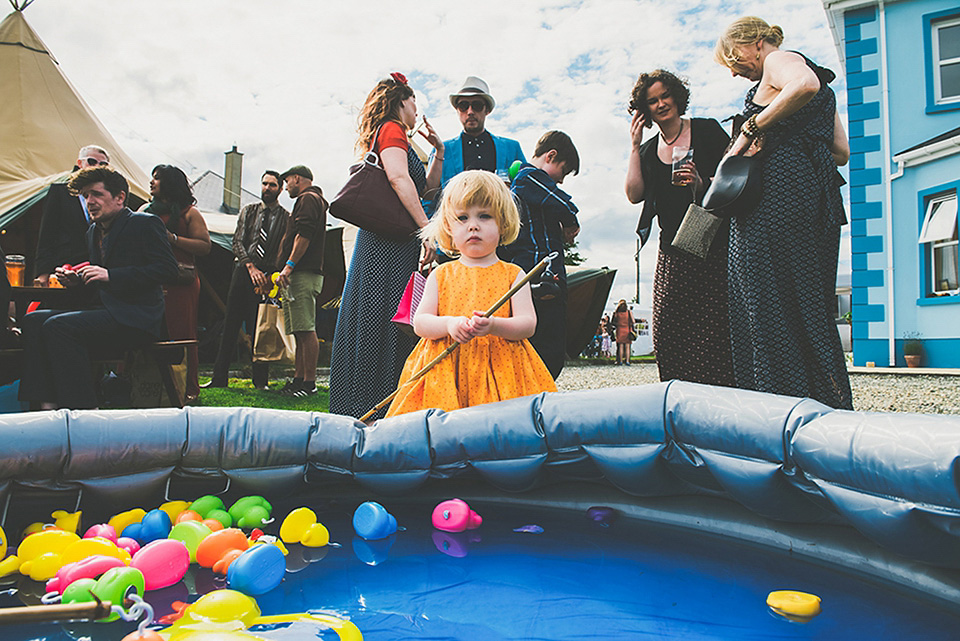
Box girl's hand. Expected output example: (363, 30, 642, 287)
(447, 316, 474, 343)
(468, 312, 493, 337)
(420, 239, 436, 268)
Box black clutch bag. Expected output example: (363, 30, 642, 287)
(701, 155, 764, 219)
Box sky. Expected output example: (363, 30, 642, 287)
(19, 0, 848, 311)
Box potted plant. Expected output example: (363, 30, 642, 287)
(903, 334, 924, 368)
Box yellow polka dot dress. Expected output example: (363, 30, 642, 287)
(386, 260, 557, 417)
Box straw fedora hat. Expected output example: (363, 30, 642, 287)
(448, 76, 496, 112)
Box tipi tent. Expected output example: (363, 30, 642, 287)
(0, 4, 149, 232)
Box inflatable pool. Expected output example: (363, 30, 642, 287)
(0, 381, 959, 637)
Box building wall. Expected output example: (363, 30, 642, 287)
(843, 0, 960, 367)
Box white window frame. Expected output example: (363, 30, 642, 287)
(920, 192, 959, 296)
(932, 15, 960, 105)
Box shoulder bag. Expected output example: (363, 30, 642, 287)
(329, 124, 419, 242)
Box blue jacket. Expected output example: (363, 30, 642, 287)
(85, 209, 179, 337)
(435, 131, 526, 187)
(499, 163, 579, 282)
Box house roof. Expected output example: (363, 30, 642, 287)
(190, 169, 260, 214)
(897, 126, 960, 156)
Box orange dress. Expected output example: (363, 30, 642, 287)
(386, 260, 557, 417)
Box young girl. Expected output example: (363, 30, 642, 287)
(385, 171, 557, 417)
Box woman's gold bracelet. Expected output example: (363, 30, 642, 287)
(741, 114, 762, 139)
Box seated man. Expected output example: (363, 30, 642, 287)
(18, 166, 178, 410)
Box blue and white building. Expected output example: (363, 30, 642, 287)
(824, 0, 960, 367)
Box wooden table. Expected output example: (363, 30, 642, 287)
(9, 286, 85, 323)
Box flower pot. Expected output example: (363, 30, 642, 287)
(904, 354, 921, 368)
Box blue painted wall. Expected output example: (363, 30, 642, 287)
(841, 0, 960, 367)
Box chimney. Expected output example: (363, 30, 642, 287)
(223, 146, 243, 214)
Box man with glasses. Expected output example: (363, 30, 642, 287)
(34, 145, 111, 286)
(434, 76, 525, 190)
(203, 170, 289, 390)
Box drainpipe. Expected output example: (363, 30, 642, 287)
(878, 0, 896, 366)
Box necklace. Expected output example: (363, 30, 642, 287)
(660, 119, 684, 146)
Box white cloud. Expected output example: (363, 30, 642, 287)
(21, 0, 848, 308)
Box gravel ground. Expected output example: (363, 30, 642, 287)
(556, 362, 960, 415)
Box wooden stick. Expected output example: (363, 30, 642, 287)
(359, 253, 557, 422)
(0, 600, 115, 625)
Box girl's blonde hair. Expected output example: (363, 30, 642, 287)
(714, 16, 784, 69)
(421, 170, 520, 257)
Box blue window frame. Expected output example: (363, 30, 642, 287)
(924, 9, 960, 113)
(918, 183, 959, 299)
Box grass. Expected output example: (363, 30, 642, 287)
(196, 377, 330, 412)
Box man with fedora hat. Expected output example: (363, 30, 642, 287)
(434, 76, 526, 188)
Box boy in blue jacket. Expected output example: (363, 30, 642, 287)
(498, 130, 580, 378)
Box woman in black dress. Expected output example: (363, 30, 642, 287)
(625, 70, 734, 386)
(714, 16, 852, 409)
(329, 73, 443, 420)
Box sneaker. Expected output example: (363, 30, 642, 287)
(280, 380, 301, 395)
(293, 384, 318, 398)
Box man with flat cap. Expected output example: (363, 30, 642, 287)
(434, 76, 526, 188)
(277, 165, 327, 398)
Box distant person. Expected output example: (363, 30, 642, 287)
(625, 69, 734, 387)
(434, 76, 525, 189)
(612, 300, 635, 366)
(141, 165, 211, 404)
(277, 165, 327, 398)
(204, 171, 289, 390)
(329, 72, 443, 419)
(600, 313, 613, 358)
(715, 16, 852, 409)
(386, 171, 556, 418)
(18, 166, 178, 409)
(498, 130, 580, 379)
(34, 145, 110, 285)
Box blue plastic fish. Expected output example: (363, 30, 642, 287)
(513, 524, 544, 534)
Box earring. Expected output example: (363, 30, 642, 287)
(756, 52, 760, 60)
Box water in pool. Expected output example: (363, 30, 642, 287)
(0, 499, 957, 640)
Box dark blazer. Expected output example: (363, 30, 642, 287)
(35, 182, 91, 276)
(85, 209, 179, 337)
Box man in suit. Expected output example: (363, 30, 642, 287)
(34, 145, 111, 285)
(203, 170, 289, 390)
(433, 76, 526, 189)
(18, 166, 178, 409)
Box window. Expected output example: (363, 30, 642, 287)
(933, 16, 960, 104)
(919, 192, 959, 295)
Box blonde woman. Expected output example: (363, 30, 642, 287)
(329, 73, 444, 419)
(715, 16, 852, 409)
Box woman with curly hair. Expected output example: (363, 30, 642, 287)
(141, 164, 211, 403)
(624, 69, 734, 386)
(329, 72, 445, 419)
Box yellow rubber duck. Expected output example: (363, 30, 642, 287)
(767, 590, 821, 622)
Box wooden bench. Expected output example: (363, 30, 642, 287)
(0, 339, 197, 408)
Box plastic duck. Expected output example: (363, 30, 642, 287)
(279, 507, 330, 547)
(353, 502, 397, 540)
(228, 496, 273, 529)
(431, 499, 482, 533)
(767, 590, 822, 623)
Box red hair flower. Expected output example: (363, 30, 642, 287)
(390, 72, 408, 85)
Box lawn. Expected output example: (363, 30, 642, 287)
(196, 377, 330, 412)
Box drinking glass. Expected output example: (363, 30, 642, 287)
(671, 147, 695, 186)
(4, 254, 25, 287)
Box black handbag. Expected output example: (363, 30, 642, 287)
(701, 155, 764, 219)
(329, 126, 419, 242)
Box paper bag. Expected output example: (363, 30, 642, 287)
(253, 302, 295, 364)
(390, 270, 427, 336)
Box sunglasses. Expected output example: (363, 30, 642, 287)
(456, 100, 487, 113)
(80, 157, 109, 167)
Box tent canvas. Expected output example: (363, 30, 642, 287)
(0, 9, 150, 231)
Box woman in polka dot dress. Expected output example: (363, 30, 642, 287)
(386, 171, 556, 418)
(329, 73, 444, 419)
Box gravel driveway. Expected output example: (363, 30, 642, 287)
(556, 363, 960, 415)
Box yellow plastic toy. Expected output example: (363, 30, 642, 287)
(767, 590, 822, 622)
(51, 510, 82, 533)
(159, 500, 193, 523)
(17, 530, 80, 579)
(109, 508, 148, 536)
(278, 507, 329, 548)
(159, 589, 362, 640)
(0, 524, 7, 559)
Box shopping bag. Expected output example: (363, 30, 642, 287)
(253, 303, 295, 364)
(390, 269, 427, 336)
